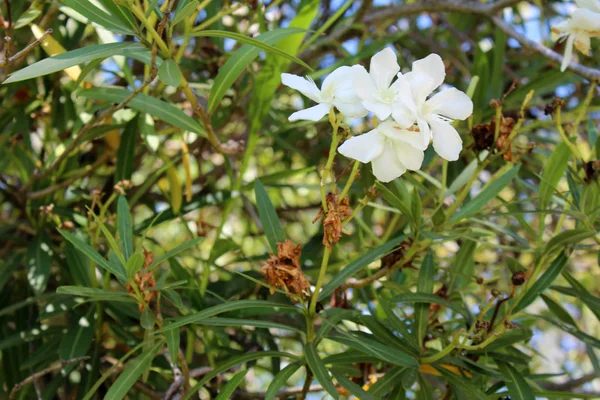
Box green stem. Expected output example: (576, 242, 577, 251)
(129, 4, 170, 56)
(309, 247, 331, 317)
(340, 160, 360, 200)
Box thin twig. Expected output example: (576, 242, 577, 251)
(9, 356, 90, 400)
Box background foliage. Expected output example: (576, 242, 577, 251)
(0, 0, 599, 399)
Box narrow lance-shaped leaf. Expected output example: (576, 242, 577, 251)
(214, 370, 248, 400)
(305, 343, 339, 399)
(496, 361, 535, 400)
(4, 42, 144, 84)
(450, 165, 521, 223)
(58, 229, 127, 281)
(188, 30, 312, 71)
(512, 251, 569, 314)
(117, 196, 134, 261)
(254, 180, 285, 253)
(158, 59, 182, 87)
(265, 361, 303, 400)
(104, 340, 164, 400)
(415, 251, 435, 349)
(78, 88, 207, 137)
(208, 28, 308, 114)
(319, 234, 408, 300)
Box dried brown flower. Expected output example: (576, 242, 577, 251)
(380, 238, 413, 270)
(314, 193, 352, 248)
(470, 115, 516, 161)
(126, 270, 157, 312)
(544, 97, 565, 116)
(143, 248, 154, 268)
(261, 240, 309, 298)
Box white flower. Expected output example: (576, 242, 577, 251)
(281, 67, 367, 121)
(552, 1, 600, 72)
(391, 54, 473, 161)
(337, 120, 426, 182)
(352, 47, 404, 120)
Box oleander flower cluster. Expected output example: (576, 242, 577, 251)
(281, 48, 473, 182)
(553, 0, 600, 71)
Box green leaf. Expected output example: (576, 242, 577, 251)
(319, 234, 408, 300)
(117, 196, 134, 261)
(104, 340, 164, 400)
(125, 253, 143, 280)
(58, 229, 127, 281)
(512, 252, 569, 314)
(191, 317, 303, 334)
(541, 294, 578, 327)
(172, 0, 198, 25)
(305, 343, 339, 399)
(545, 228, 595, 255)
(411, 187, 422, 229)
(158, 59, 182, 87)
(447, 239, 476, 292)
(254, 179, 285, 253)
(165, 325, 180, 367)
(561, 271, 600, 320)
(27, 232, 53, 294)
(189, 30, 312, 71)
(392, 292, 470, 321)
(265, 361, 303, 400)
(368, 367, 407, 396)
(415, 251, 435, 349)
(208, 28, 307, 114)
(78, 87, 206, 137)
(89, 210, 126, 266)
(435, 367, 489, 400)
(539, 142, 570, 210)
(450, 165, 521, 223)
(115, 117, 138, 182)
(155, 300, 298, 333)
(59, 309, 94, 374)
(214, 369, 248, 400)
(184, 351, 299, 400)
(15, 8, 42, 29)
(61, 0, 135, 34)
(376, 182, 414, 225)
(329, 335, 419, 368)
(141, 308, 155, 329)
(331, 370, 377, 400)
(56, 286, 135, 303)
(148, 237, 203, 269)
(496, 361, 535, 400)
(4, 42, 144, 83)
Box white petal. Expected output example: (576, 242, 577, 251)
(391, 102, 415, 128)
(393, 141, 424, 171)
(334, 97, 368, 118)
(404, 73, 436, 108)
(571, 8, 600, 31)
(576, 0, 600, 12)
(370, 145, 407, 182)
(281, 73, 322, 103)
(409, 53, 446, 93)
(363, 101, 393, 120)
(338, 129, 385, 163)
(369, 47, 400, 92)
(417, 118, 431, 148)
(561, 34, 575, 72)
(377, 120, 427, 150)
(424, 88, 473, 120)
(352, 65, 379, 103)
(288, 103, 331, 121)
(322, 66, 354, 97)
(430, 120, 463, 161)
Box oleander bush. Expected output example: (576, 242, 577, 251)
(1, 0, 600, 399)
